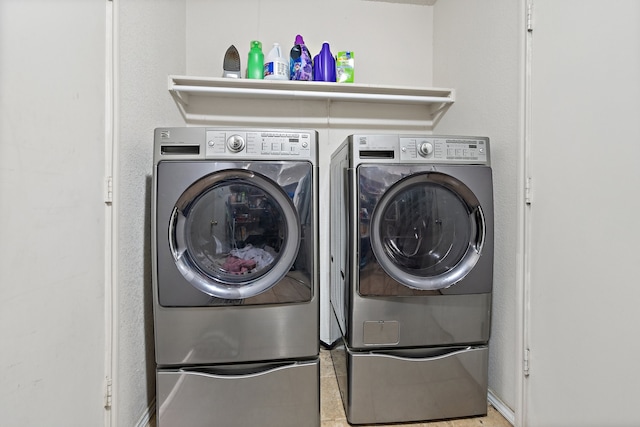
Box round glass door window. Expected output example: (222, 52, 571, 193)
(369, 172, 485, 290)
(169, 169, 300, 299)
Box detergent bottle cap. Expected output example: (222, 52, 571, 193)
(295, 35, 305, 45)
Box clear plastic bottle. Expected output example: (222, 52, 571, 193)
(246, 40, 264, 79)
(290, 35, 313, 81)
(264, 43, 289, 80)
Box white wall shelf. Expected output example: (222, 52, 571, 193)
(168, 75, 455, 129)
(169, 75, 455, 105)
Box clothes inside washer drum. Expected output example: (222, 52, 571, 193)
(230, 244, 276, 269)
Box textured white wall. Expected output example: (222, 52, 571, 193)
(432, 0, 522, 415)
(0, 0, 107, 425)
(115, 1, 185, 425)
(186, 0, 434, 86)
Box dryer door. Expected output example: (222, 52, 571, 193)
(365, 169, 486, 291)
(169, 168, 301, 300)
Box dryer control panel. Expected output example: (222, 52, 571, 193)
(399, 136, 489, 164)
(205, 130, 313, 159)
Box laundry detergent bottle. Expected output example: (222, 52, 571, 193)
(246, 40, 264, 79)
(264, 43, 289, 80)
(313, 42, 336, 82)
(289, 35, 313, 81)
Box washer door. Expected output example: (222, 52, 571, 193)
(369, 171, 485, 291)
(169, 169, 301, 299)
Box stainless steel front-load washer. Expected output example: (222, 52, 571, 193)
(330, 134, 493, 424)
(152, 128, 319, 427)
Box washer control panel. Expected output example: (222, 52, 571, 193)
(399, 136, 489, 164)
(205, 130, 313, 159)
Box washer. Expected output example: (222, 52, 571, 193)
(330, 134, 493, 424)
(152, 127, 319, 427)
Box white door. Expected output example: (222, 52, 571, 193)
(0, 1, 107, 425)
(525, 1, 640, 425)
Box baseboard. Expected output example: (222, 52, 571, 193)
(488, 389, 515, 426)
(135, 399, 156, 427)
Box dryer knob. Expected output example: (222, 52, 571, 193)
(226, 135, 245, 152)
(418, 141, 434, 157)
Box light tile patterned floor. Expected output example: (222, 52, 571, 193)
(320, 348, 512, 427)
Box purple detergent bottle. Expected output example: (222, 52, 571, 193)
(290, 35, 313, 81)
(313, 42, 336, 82)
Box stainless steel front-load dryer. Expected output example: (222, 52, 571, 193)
(330, 134, 493, 424)
(152, 128, 319, 427)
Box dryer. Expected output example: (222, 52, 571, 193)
(152, 127, 319, 427)
(330, 134, 493, 424)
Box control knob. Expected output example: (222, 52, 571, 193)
(418, 141, 434, 157)
(226, 135, 245, 152)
